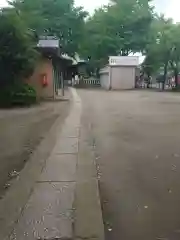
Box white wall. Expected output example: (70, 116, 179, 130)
(111, 66, 135, 90)
(100, 66, 110, 90)
(100, 72, 110, 90)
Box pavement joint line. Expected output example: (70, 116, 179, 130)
(75, 237, 98, 240)
(36, 180, 76, 183)
(36, 238, 73, 240)
(54, 153, 78, 155)
(61, 136, 79, 139)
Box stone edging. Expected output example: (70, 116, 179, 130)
(73, 88, 105, 240)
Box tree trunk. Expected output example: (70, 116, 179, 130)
(162, 62, 168, 90)
(147, 74, 151, 88)
(174, 67, 178, 88)
(96, 68, 100, 78)
(170, 61, 179, 89)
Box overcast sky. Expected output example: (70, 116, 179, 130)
(0, 0, 179, 22)
(75, 0, 180, 22)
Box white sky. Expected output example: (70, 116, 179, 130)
(75, 0, 180, 22)
(75, 0, 109, 13)
(0, 0, 179, 22)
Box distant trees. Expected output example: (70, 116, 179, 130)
(80, 0, 153, 68)
(143, 15, 180, 89)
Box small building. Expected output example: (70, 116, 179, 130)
(27, 36, 72, 100)
(99, 56, 139, 90)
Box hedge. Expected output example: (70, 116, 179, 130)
(0, 84, 37, 107)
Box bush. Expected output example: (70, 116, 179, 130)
(0, 84, 37, 107)
(172, 86, 180, 92)
(0, 12, 38, 88)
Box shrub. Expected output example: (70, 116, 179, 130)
(0, 11, 38, 89)
(11, 84, 37, 106)
(0, 84, 37, 107)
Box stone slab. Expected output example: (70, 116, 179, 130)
(75, 179, 104, 240)
(60, 126, 80, 138)
(77, 141, 97, 181)
(9, 182, 75, 240)
(74, 124, 105, 240)
(53, 137, 79, 154)
(39, 154, 77, 182)
(64, 118, 81, 129)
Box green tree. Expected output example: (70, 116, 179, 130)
(80, 0, 153, 69)
(0, 11, 38, 88)
(9, 0, 88, 56)
(143, 15, 180, 89)
(168, 24, 180, 87)
(143, 16, 174, 88)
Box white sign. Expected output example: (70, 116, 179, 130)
(109, 56, 139, 66)
(37, 39, 59, 48)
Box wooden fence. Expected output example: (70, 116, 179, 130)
(79, 78, 101, 87)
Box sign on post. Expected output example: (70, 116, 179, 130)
(109, 56, 139, 66)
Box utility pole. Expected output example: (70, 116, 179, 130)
(61, 71, 64, 96)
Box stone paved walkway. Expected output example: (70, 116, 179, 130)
(8, 88, 81, 240)
(3, 88, 104, 240)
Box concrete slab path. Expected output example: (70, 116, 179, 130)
(0, 88, 104, 240)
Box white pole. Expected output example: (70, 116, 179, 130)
(61, 71, 64, 96)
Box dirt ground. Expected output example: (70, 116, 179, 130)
(0, 99, 70, 198)
(78, 89, 180, 240)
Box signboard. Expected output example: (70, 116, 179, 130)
(37, 39, 59, 48)
(109, 56, 139, 66)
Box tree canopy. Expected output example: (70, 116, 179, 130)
(80, 0, 153, 68)
(1, 0, 180, 90)
(9, 0, 88, 56)
(142, 15, 180, 88)
(0, 11, 38, 87)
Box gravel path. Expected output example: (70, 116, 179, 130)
(78, 89, 180, 240)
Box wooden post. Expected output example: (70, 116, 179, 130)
(61, 71, 64, 96)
